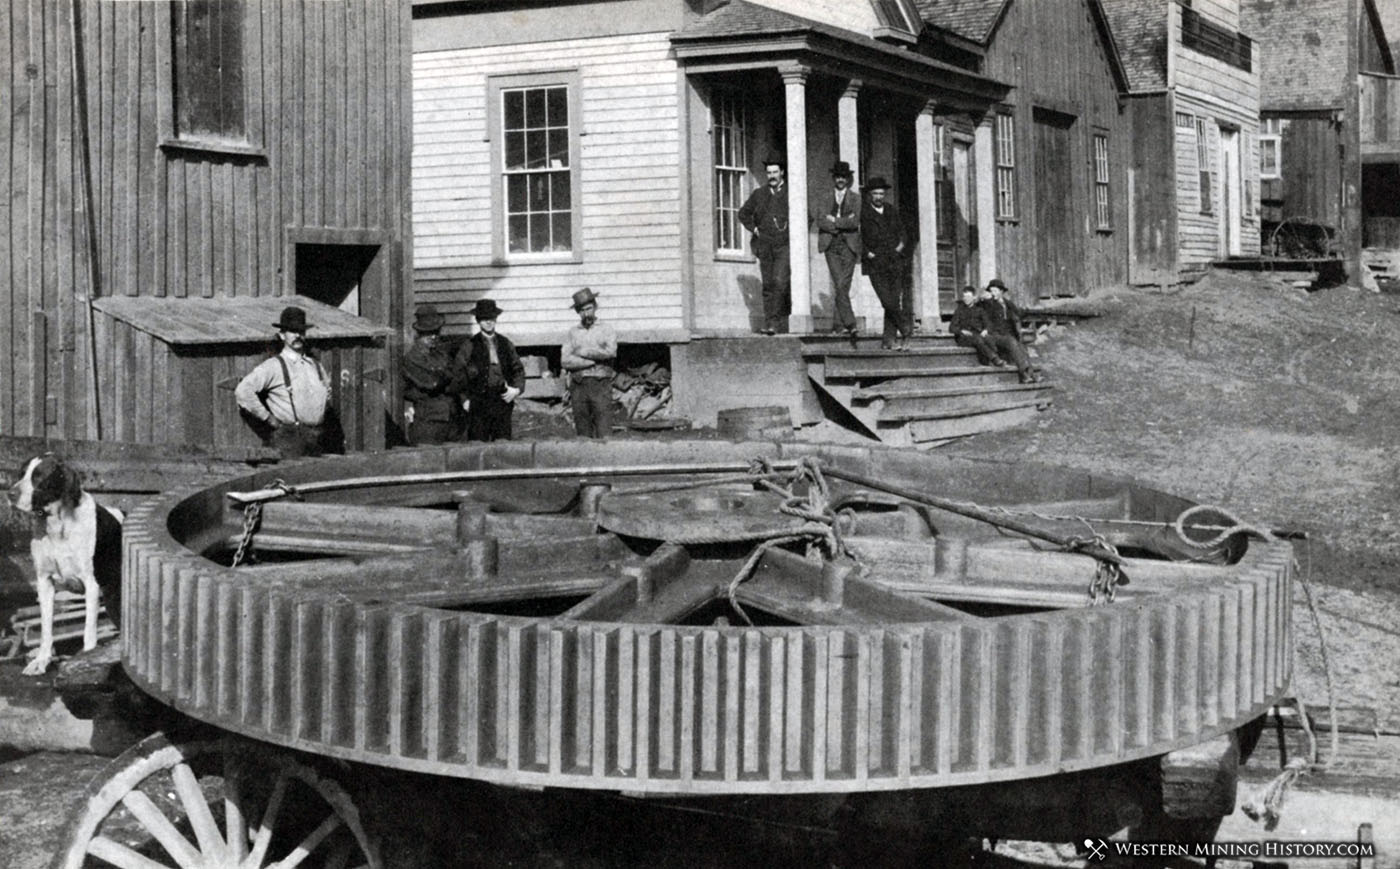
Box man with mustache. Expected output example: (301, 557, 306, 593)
(561, 287, 617, 438)
(235, 305, 333, 458)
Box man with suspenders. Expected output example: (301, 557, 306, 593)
(235, 305, 334, 458)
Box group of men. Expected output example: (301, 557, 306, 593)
(737, 156, 914, 350)
(235, 289, 617, 458)
(949, 279, 1042, 384)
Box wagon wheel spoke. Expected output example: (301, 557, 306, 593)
(223, 758, 249, 863)
(263, 812, 343, 869)
(170, 762, 225, 861)
(244, 773, 288, 868)
(85, 836, 172, 869)
(115, 791, 203, 868)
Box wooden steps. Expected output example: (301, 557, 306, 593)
(803, 335, 1052, 447)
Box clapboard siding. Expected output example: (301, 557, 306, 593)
(412, 31, 684, 338)
(981, 0, 1130, 296)
(1, 0, 411, 444)
(1171, 2, 1261, 269)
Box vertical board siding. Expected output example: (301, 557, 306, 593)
(412, 32, 684, 338)
(980, 0, 1129, 297)
(1, 0, 410, 446)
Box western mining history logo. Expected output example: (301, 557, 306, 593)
(1082, 838, 1377, 861)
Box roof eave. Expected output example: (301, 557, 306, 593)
(672, 30, 1010, 105)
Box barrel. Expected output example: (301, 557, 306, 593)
(716, 406, 792, 441)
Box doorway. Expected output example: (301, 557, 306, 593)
(294, 244, 381, 315)
(1033, 107, 1081, 298)
(1218, 126, 1242, 256)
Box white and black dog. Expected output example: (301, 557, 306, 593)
(7, 455, 123, 675)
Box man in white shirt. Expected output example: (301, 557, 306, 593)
(561, 287, 618, 438)
(235, 306, 333, 458)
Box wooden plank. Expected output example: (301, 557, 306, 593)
(0, 0, 14, 432)
(53, 0, 77, 438)
(365, 0, 383, 231)
(346, 0, 363, 229)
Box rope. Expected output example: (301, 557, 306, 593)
(725, 458, 860, 626)
(1241, 536, 1339, 830)
(1171, 504, 1276, 549)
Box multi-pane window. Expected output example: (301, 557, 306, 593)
(502, 85, 572, 254)
(1259, 118, 1283, 179)
(1195, 117, 1213, 215)
(1093, 133, 1111, 230)
(712, 91, 749, 253)
(995, 112, 1016, 219)
(172, 0, 246, 140)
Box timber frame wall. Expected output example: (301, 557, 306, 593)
(0, 0, 413, 444)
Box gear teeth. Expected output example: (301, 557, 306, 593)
(121, 446, 1295, 795)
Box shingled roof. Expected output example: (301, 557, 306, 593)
(1096, 0, 1168, 92)
(675, 0, 821, 40)
(913, 0, 1009, 43)
(1241, 0, 1349, 111)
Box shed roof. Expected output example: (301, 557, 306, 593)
(913, 0, 1009, 44)
(92, 296, 391, 346)
(1096, 0, 1168, 92)
(1242, 0, 1350, 110)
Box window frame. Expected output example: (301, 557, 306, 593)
(155, 0, 266, 159)
(711, 88, 752, 259)
(487, 70, 584, 265)
(1195, 117, 1213, 215)
(1092, 131, 1112, 232)
(1259, 119, 1283, 180)
(994, 110, 1017, 221)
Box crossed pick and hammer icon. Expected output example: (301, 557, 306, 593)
(1083, 838, 1109, 861)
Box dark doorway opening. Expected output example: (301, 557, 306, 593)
(294, 244, 381, 314)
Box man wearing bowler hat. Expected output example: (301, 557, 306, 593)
(402, 303, 468, 444)
(454, 298, 525, 442)
(737, 154, 792, 334)
(816, 160, 862, 338)
(561, 288, 617, 438)
(235, 305, 334, 458)
(980, 278, 1040, 383)
(860, 177, 913, 350)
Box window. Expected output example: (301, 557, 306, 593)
(1195, 117, 1213, 215)
(1180, 5, 1252, 72)
(712, 91, 750, 254)
(159, 0, 262, 155)
(995, 112, 1016, 219)
(1259, 118, 1284, 179)
(1175, 111, 1195, 129)
(488, 72, 582, 262)
(503, 86, 572, 254)
(934, 123, 951, 241)
(1093, 133, 1111, 230)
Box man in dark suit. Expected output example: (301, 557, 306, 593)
(950, 286, 1003, 366)
(859, 177, 913, 350)
(980, 278, 1040, 383)
(817, 161, 862, 337)
(454, 298, 526, 441)
(737, 155, 791, 335)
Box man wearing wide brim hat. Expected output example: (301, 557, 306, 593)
(817, 160, 862, 338)
(859, 177, 913, 350)
(402, 303, 468, 444)
(737, 154, 792, 334)
(452, 299, 525, 442)
(561, 288, 617, 438)
(234, 304, 334, 458)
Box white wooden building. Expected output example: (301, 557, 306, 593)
(410, 0, 1010, 344)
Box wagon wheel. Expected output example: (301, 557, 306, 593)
(52, 733, 381, 869)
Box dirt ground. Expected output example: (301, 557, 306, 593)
(936, 270, 1400, 733)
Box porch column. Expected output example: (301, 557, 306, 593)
(781, 65, 813, 333)
(838, 80, 862, 188)
(974, 114, 999, 286)
(915, 102, 941, 330)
